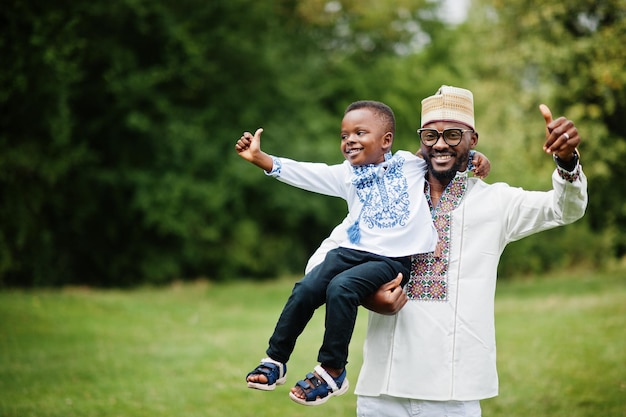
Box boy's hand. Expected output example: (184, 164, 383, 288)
(235, 128, 264, 161)
(472, 151, 490, 179)
(235, 128, 273, 171)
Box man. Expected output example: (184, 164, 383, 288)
(305, 85, 587, 417)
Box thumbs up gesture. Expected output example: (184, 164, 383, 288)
(539, 104, 580, 162)
(235, 128, 273, 172)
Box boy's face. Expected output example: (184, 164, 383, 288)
(340, 108, 393, 166)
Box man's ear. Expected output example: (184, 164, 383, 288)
(470, 131, 479, 148)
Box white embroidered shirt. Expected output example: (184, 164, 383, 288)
(267, 150, 437, 257)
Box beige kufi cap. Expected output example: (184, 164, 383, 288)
(421, 85, 475, 130)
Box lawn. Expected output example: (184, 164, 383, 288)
(0, 271, 624, 417)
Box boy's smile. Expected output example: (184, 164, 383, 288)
(341, 108, 392, 166)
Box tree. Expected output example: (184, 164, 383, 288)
(2, 0, 618, 286)
(450, 0, 626, 273)
(0, 0, 443, 286)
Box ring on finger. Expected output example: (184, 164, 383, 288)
(563, 132, 570, 140)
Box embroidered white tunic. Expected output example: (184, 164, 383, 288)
(306, 167, 588, 401)
(267, 150, 437, 257)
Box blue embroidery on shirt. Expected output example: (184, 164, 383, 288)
(467, 149, 476, 172)
(351, 154, 410, 231)
(267, 157, 282, 176)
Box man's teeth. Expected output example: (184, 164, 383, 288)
(433, 155, 452, 161)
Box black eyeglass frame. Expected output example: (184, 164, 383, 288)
(417, 128, 474, 147)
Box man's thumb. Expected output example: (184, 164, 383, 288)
(254, 128, 264, 139)
(539, 104, 553, 125)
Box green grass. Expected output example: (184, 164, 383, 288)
(0, 271, 624, 417)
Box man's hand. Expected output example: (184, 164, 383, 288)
(540, 104, 580, 162)
(361, 273, 408, 315)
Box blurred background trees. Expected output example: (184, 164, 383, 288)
(1, 0, 624, 286)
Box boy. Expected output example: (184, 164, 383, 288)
(235, 100, 488, 406)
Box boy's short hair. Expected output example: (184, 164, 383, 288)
(345, 100, 396, 134)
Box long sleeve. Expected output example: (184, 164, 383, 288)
(502, 168, 587, 243)
(266, 156, 351, 199)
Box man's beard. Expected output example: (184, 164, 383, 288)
(424, 150, 470, 182)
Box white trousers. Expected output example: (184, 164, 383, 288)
(357, 395, 481, 417)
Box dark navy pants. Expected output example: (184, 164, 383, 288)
(266, 247, 411, 369)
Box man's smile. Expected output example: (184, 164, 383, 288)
(431, 153, 453, 163)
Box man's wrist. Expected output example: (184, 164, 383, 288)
(554, 149, 580, 183)
(553, 149, 579, 172)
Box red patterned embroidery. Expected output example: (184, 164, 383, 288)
(557, 165, 581, 183)
(406, 174, 467, 301)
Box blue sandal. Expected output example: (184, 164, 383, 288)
(246, 357, 287, 391)
(289, 365, 349, 406)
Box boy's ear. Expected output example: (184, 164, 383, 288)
(383, 132, 393, 151)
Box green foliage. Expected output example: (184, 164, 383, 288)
(0, 0, 623, 286)
(0, 0, 440, 286)
(461, 0, 626, 257)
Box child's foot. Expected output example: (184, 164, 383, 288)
(246, 358, 287, 391)
(289, 365, 348, 406)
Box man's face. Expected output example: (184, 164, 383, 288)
(420, 121, 478, 182)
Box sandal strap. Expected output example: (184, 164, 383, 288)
(294, 372, 329, 401)
(296, 373, 322, 390)
(260, 357, 285, 379)
(314, 365, 339, 393)
(247, 357, 286, 385)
